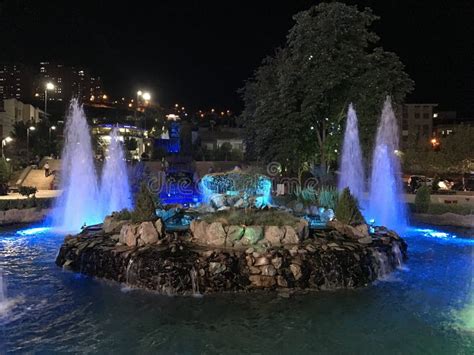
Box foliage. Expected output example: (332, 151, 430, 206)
(408, 202, 473, 216)
(131, 183, 157, 222)
(18, 185, 37, 198)
(403, 126, 474, 174)
(414, 185, 431, 213)
(294, 186, 318, 206)
(0, 157, 12, 185)
(318, 186, 339, 210)
(335, 187, 365, 225)
(201, 208, 301, 227)
(0, 197, 54, 210)
(114, 208, 132, 221)
(239, 2, 413, 174)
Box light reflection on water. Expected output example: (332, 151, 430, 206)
(0, 224, 473, 353)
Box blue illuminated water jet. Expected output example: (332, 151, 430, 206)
(51, 100, 101, 231)
(50, 101, 132, 232)
(99, 127, 133, 216)
(338, 103, 365, 204)
(367, 97, 407, 232)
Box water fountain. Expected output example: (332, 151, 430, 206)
(367, 97, 407, 232)
(338, 103, 365, 204)
(99, 127, 133, 216)
(52, 100, 101, 231)
(51, 100, 132, 231)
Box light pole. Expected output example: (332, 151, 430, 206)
(2, 137, 13, 158)
(135, 90, 151, 129)
(49, 125, 56, 143)
(44, 82, 55, 118)
(26, 126, 35, 164)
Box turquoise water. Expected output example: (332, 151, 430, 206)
(1, 225, 473, 353)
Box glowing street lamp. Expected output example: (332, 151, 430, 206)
(49, 125, 57, 143)
(44, 82, 55, 118)
(2, 136, 13, 158)
(142, 92, 151, 101)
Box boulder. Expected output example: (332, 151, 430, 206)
(209, 262, 226, 274)
(295, 219, 309, 239)
(242, 226, 264, 245)
(328, 220, 369, 239)
(290, 264, 303, 280)
(282, 226, 299, 244)
(233, 198, 245, 208)
(260, 264, 277, 276)
(249, 275, 276, 288)
(210, 194, 226, 209)
(206, 222, 227, 246)
(190, 220, 209, 244)
(119, 224, 138, 247)
(103, 215, 128, 234)
(137, 221, 159, 245)
(154, 218, 165, 237)
(227, 225, 244, 242)
(264, 226, 284, 246)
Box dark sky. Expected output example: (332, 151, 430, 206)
(1, 0, 473, 115)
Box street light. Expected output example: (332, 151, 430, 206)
(2, 136, 13, 158)
(44, 82, 55, 118)
(49, 125, 57, 143)
(26, 126, 35, 164)
(142, 92, 151, 101)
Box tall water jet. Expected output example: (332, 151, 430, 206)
(367, 97, 407, 232)
(338, 103, 365, 204)
(100, 127, 133, 215)
(52, 100, 101, 231)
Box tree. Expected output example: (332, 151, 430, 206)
(132, 182, 157, 222)
(240, 2, 413, 176)
(0, 157, 12, 195)
(403, 126, 474, 174)
(335, 187, 365, 225)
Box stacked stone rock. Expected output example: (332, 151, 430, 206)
(56, 214, 407, 295)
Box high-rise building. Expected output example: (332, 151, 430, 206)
(398, 103, 438, 148)
(0, 98, 42, 138)
(35, 62, 104, 102)
(0, 63, 34, 102)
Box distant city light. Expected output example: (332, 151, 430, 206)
(128, 103, 133, 107)
(29, 126, 36, 131)
(45, 82, 55, 90)
(102, 94, 107, 99)
(51, 126, 56, 130)
(175, 103, 179, 107)
(142, 92, 151, 101)
(433, 113, 438, 118)
(90, 95, 95, 101)
(4, 136, 13, 143)
(137, 90, 143, 96)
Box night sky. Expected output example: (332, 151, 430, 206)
(1, 0, 473, 115)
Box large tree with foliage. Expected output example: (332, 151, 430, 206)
(240, 2, 413, 177)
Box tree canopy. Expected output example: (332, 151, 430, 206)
(240, 2, 413, 175)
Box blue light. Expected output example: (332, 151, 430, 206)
(16, 227, 52, 236)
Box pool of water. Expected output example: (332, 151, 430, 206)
(1, 224, 473, 353)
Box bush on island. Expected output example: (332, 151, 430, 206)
(335, 187, 365, 225)
(131, 183, 157, 223)
(415, 185, 431, 213)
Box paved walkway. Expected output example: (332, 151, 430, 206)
(0, 190, 61, 200)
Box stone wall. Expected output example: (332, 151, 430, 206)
(411, 213, 474, 228)
(0, 208, 50, 225)
(56, 225, 407, 296)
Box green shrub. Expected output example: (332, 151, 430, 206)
(131, 183, 157, 222)
(201, 208, 301, 227)
(0, 197, 54, 210)
(294, 186, 318, 206)
(114, 208, 132, 220)
(415, 185, 431, 213)
(18, 186, 38, 198)
(318, 186, 339, 210)
(335, 187, 365, 225)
